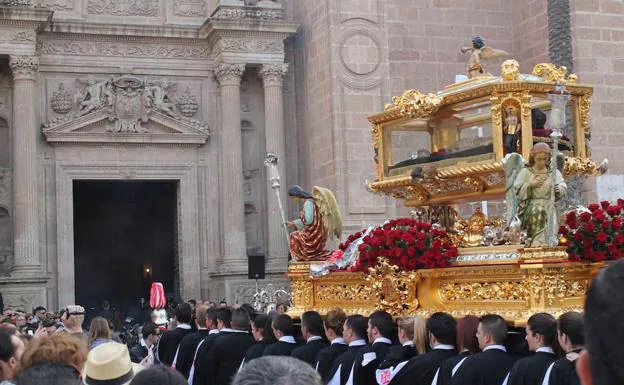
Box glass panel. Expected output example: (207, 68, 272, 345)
(530, 95, 576, 155)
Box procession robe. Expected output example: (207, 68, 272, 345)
(386, 345, 456, 385)
(291, 336, 328, 366)
(451, 346, 514, 385)
(315, 338, 348, 382)
(504, 348, 557, 385)
(157, 324, 193, 367)
(378, 342, 419, 370)
(192, 330, 228, 385)
(540, 350, 582, 385)
(173, 328, 210, 378)
(203, 330, 255, 385)
(263, 336, 299, 357)
(326, 339, 367, 385)
(349, 338, 394, 385)
(436, 350, 471, 385)
(241, 341, 268, 366)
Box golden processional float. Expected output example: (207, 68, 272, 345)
(285, 50, 610, 325)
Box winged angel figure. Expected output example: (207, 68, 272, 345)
(503, 144, 567, 248)
(461, 36, 508, 79)
(286, 185, 343, 261)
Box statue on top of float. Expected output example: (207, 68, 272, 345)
(285, 185, 343, 261)
(150, 282, 168, 330)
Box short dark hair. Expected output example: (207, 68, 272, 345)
(34, 306, 46, 313)
(231, 308, 251, 331)
(260, 314, 277, 344)
(252, 313, 270, 329)
(584, 259, 624, 385)
(558, 311, 584, 346)
(206, 308, 218, 327)
(0, 329, 15, 362)
(141, 323, 159, 340)
(457, 315, 480, 353)
(368, 311, 394, 339)
(188, 300, 197, 307)
(174, 303, 193, 324)
(426, 312, 457, 346)
(129, 364, 186, 385)
(240, 304, 256, 319)
(301, 311, 324, 337)
(345, 315, 368, 341)
(217, 307, 232, 328)
(15, 362, 82, 385)
(219, 300, 227, 305)
(527, 313, 557, 347)
(479, 314, 508, 345)
(272, 314, 294, 336)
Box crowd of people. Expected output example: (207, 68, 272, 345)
(0, 258, 623, 385)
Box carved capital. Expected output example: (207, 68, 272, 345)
(213, 63, 245, 86)
(259, 63, 288, 87)
(9, 56, 39, 81)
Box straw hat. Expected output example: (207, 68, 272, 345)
(84, 342, 143, 385)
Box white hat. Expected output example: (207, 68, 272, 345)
(84, 342, 143, 385)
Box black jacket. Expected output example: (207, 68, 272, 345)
(451, 348, 515, 385)
(203, 331, 256, 385)
(506, 351, 557, 385)
(191, 332, 223, 385)
(350, 341, 394, 385)
(388, 348, 457, 385)
(263, 339, 299, 357)
(291, 338, 328, 366)
(157, 326, 193, 366)
(315, 342, 348, 382)
(174, 329, 211, 378)
(129, 344, 148, 364)
(327, 343, 367, 385)
(378, 344, 419, 370)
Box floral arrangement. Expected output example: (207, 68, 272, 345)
(339, 218, 458, 272)
(559, 200, 624, 262)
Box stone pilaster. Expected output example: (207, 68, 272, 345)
(259, 63, 289, 272)
(214, 63, 247, 272)
(9, 55, 40, 275)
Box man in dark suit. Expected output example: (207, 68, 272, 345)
(348, 311, 395, 385)
(157, 303, 194, 366)
(451, 314, 514, 385)
(385, 312, 457, 385)
(326, 314, 368, 385)
(204, 308, 256, 385)
(192, 307, 232, 385)
(129, 322, 160, 364)
(263, 314, 299, 356)
(315, 308, 348, 382)
(292, 311, 328, 366)
(173, 304, 211, 378)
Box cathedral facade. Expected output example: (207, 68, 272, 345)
(0, 0, 622, 311)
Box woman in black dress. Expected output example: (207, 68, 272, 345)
(541, 312, 584, 385)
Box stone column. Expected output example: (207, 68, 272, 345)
(9, 55, 40, 275)
(214, 63, 247, 271)
(259, 63, 289, 270)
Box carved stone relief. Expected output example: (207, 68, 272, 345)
(40, 39, 211, 59)
(50, 82, 73, 114)
(212, 7, 283, 20)
(176, 87, 199, 117)
(86, 0, 160, 16)
(219, 38, 283, 54)
(0, 169, 11, 277)
(0, 119, 9, 168)
(36, 0, 74, 10)
(0, 30, 37, 43)
(173, 0, 206, 17)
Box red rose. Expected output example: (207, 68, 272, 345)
(593, 251, 606, 262)
(588, 203, 600, 212)
(596, 232, 608, 243)
(584, 223, 595, 233)
(569, 254, 580, 262)
(568, 220, 579, 230)
(607, 205, 622, 216)
(559, 226, 568, 235)
(407, 247, 416, 258)
(618, 199, 624, 207)
(615, 234, 624, 245)
(580, 212, 592, 223)
(574, 232, 584, 241)
(566, 211, 577, 222)
(358, 244, 367, 252)
(401, 233, 414, 244)
(601, 201, 611, 210)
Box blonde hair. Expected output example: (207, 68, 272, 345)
(87, 317, 111, 348)
(412, 315, 428, 354)
(397, 316, 415, 340)
(19, 333, 88, 375)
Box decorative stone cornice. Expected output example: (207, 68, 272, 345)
(211, 5, 284, 20)
(259, 63, 288, 87)
(9, 55, 38, 80)
(213, 63, 245, 86)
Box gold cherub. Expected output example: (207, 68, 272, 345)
(461, 36, 508, 79)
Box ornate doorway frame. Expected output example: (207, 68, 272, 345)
(55, 162, 200, 307)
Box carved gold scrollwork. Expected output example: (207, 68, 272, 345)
(371, 123, 382, 168)
(439, 281, 530, 301)
(464, 177, 486, 192)
(564, 156, 608, 177)
(544, 269, 565, 307)
(291, 279, 313, 308)
(365, 257, 418, 317)
(525, 271, 544, 307)
(388, 89, 443, 118)
(532, 63, 569, 84)
(578, 95, 592, 134)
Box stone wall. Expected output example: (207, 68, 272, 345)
(572, 0, 624, 202)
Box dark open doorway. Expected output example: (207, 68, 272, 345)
(73, 180, 178, 327)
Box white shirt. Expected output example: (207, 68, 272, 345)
(373, 337, 392, 345)
(279, 336, 296, 344)
(331, 337, 346, 345)
(402, 341, 414, 347)
(348, 339, 366, 347)
(307, 336, 323, 343)
(177, 323, 191, 330)
(433, 344, 455, 350)
(209, 329, 219, 335)
(536, 346, 555, 354)
(483, 344, 507, 352)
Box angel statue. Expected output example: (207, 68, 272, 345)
(506, 143, 567, 248)
(461, 36, 508, 79)
(285, 185, 343, 261)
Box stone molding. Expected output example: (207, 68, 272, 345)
(39, 39, 212, 59)
(9, 55, 38, 80)
(86, 0, 160, 17)
(0, 168, 11, 210)
(173, 0, 206, 17)
(213, 63, 245, 86)
(219, 37, 283, 54)
(211, 5, 283, 20)
(259, 63, 288, 86)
